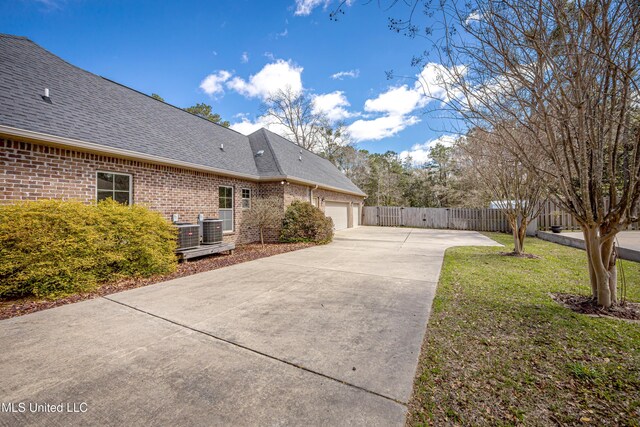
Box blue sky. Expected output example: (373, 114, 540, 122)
(1, 0, 456, 162)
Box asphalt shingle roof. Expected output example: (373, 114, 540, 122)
(0, 34, 365, 196)
(250, 129, 365, 195)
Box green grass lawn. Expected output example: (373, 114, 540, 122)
(409, 232, 640, 426)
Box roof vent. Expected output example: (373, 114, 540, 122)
(299, 155, 302, 161)
(220, 143, 224, 150)
(42, 88, 52, 104)
(255, 150, 264, 157)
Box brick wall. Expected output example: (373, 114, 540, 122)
(251, 181, 285, 242)
(283, 182, 312, 206)
(0, 139, 260, 244)
(284, 183, 364, 210)
(0, 138, 365, 243)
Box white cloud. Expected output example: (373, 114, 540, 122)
(230, 115, 291, 137)
(331, 69, 360, 80)
(278, 28, 288, 38)
(294, 0, 331, 16)
(226, 59, 303, 99)
(348, 65, 453, 142)
(296, 62, 463, 143)
(230, 117, 267, 135)
(241, 52, 249, 63)
(312, 91, 355, 122)
(348, 115, 420, 142)
(293, 0, 353, 16)
(360, 63, 463, 117)
(227, 59, 465, 145)
(416, 62, 466, 104)
(364, 85, 426, 116)
(400, 134, 458, 165)
(199, 70, 232, 96)
(263, 52, 275, 61)
(235, 111, 418, 144)
(465, 11, 482, 25)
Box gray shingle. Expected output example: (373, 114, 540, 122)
(254, 129, 365, 196)
(247, 129, 283, 176)
(0, 34, 365, 196)
(0, 35, 258, 176)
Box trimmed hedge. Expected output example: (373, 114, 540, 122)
(280, 200, 334, 244)
(0, 199, 177, 299)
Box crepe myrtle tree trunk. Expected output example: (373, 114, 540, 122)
(515, 215, 529, 255)
(505, 212, 530, 255)
(582, 224, 619, 307)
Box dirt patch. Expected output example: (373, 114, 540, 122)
(552, 292, 640, 321)
(0, 242, 313, 320)
(499, 251, 541, 259)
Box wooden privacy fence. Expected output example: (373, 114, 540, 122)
(364, 202, 639, 232)
(538, 200, 639, 231)
(538, 200, 580, 231)
(363, 206, 510, 232)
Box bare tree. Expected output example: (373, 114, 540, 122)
(346, 0, 640, 306)
(424, 0, 640, 307)
(242, 196, 284, 247)
(444, 144, 493, 208)
(331, 145, 371, 190)
(316, 120, 352, 163)
(260, 87, 322, 150)
(463, 127, 545, 254)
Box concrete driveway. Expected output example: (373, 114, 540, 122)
(0, 227, 499, 426)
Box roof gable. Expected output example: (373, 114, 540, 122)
(254, 129, 365, 196)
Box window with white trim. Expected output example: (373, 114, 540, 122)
(219, 186, 234, 232)
(97, 172, 132, 205)
(241, 188, 251, 209)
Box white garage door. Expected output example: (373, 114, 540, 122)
(325, 201, 349, 230)
(352, 204, 360, 227)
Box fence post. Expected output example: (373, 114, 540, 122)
(526, 216, 537, 236)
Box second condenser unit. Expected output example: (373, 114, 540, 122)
(202, 218, 223, 244)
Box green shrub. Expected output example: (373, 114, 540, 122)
(280, 200, 334, 244)
(94, 200, 177, 278)
(0, 199, 177, 299)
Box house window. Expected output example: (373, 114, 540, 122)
(241, 188, 251, 209)
(219, 186, 234, 232)
(97, 172, 132, 205)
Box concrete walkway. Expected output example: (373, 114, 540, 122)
(0, 227, 499, 426)
(537, 230, 640, 262)
(563, 231, 640, 252)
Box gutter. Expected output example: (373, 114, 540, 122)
(281, 177, 365, 197)
(0, 125, 366, 198)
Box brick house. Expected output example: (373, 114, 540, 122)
(0, 34, 366, 244)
